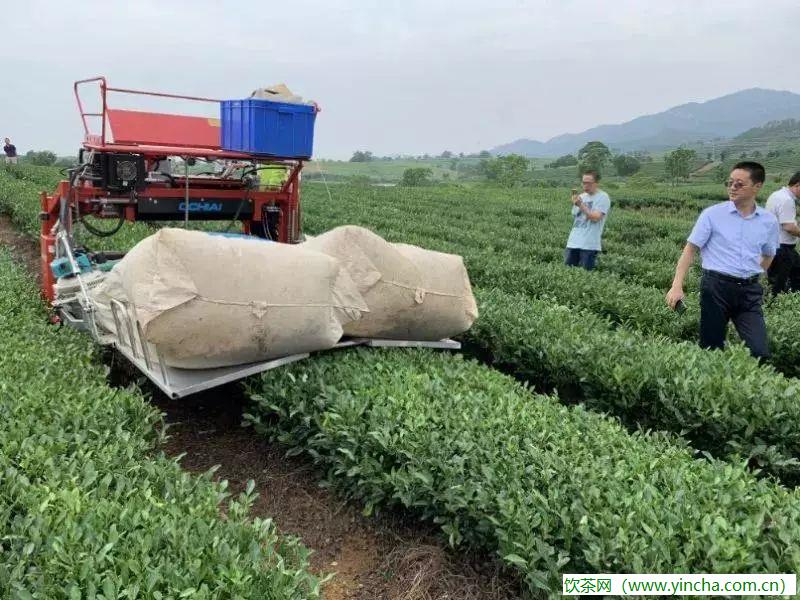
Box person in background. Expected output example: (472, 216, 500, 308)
(3, 138, 17, 165)
(666, 162, 778, 360)
(564, 170, 611, 271)
(764, 171, 800, 294)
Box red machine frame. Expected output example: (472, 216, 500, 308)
(40, 76, 312, 301)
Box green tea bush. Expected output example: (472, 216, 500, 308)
(468, 288, 800, 479)
(0, 251, 321, 599)
(246, 348, 800, 595)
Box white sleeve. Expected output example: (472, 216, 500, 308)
(776, 195, 797, 224)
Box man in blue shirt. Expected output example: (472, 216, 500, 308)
(666, 162, 779, 359)
(564, 170, 611, 270)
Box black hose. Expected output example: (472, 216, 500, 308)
(80, 210, 126, 238)
(81, 215, 125, 237)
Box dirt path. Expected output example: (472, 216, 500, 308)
(0, 213, 517, 600)
(691, 160, 719, 176)
(0, 215, 40, 282)
(153, 388, 516, 600)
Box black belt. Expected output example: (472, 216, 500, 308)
(702, 269, 760, 284)
(779, 243, 797, 249)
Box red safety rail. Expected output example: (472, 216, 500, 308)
(75, 76, 224, 149)
(73, 76, 311, 161)
(73, 75, 322, 154)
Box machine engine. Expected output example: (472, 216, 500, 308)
(90, 152, 147, 192)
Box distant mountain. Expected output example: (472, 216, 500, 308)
(492, 88, 800, 157)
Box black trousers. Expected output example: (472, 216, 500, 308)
(767, 244, 800, 295)
(699, 271, 770, 360)
(564, 248, 598, 270)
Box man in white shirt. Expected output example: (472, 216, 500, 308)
(765, 172, 800, 294)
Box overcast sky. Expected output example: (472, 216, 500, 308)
(1, 0, 797, 159)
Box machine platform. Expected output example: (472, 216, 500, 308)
(58, 297, 460, 399)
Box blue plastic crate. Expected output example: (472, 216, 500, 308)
(220, 98, 316, 158)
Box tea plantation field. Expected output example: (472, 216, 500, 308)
(2, 165, 800, 596)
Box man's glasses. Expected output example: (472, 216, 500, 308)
(725, 180, 749, 189)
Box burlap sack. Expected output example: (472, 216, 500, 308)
(303, 226, 477, 340)
(391, 241, 479, 341)
(92, 228, 367, 369)
(250, 83, 308, 105)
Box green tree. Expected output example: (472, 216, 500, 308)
(612, 154, 642, 176)
(711, 164, 727, 184)
(478, 150, 491, 158)
(550, 154, 578, 168)
(349, 150, 373, 162)
(577, 141, 611, 176)
(24, 150, 57, 166)
(401, 167, 433, 187)
(482, 154, 530, 187)
(664, 147, 697, 183)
